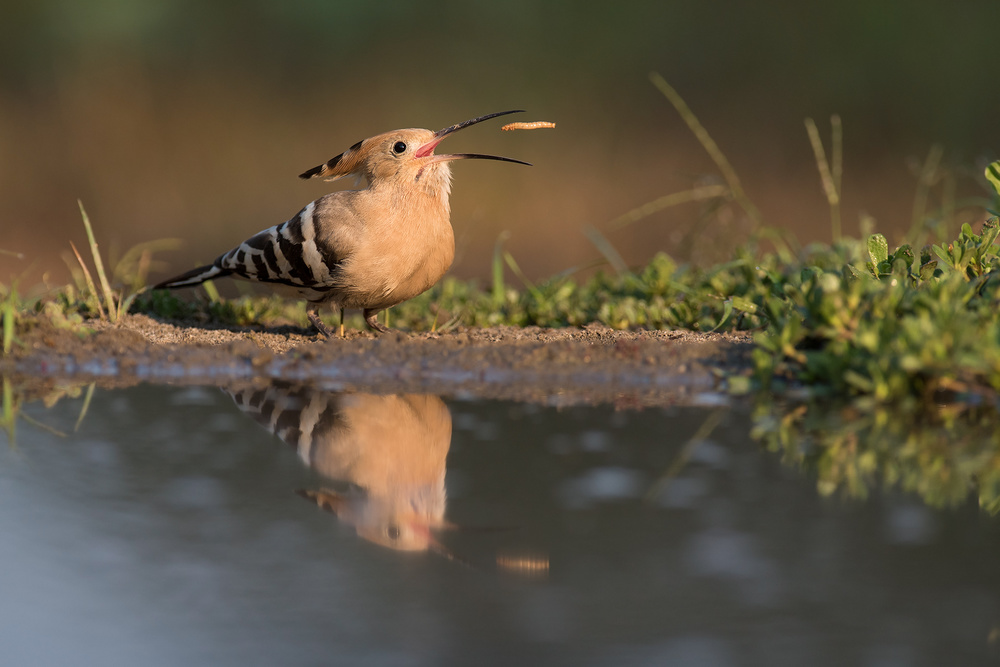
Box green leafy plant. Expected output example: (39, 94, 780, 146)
(985, 160, 1000, 215)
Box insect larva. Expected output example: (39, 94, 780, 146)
(496, 554, 550, 575)
(501, 121, 556, 131)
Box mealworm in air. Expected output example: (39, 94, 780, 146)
(496, 554, 550, 576)
(501, 121, 556, 131)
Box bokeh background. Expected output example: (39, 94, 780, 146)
(2, 0, 998, 287)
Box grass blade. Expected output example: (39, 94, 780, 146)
(606, 184, 729, 231)
(134, 249, 152, 292)
(649, 71, 764, 230)
(492, 231, 511, 303)
(74, 383, 96, 432)
(1, 378, 14, 445)
(831, 114, 843, 225)
(113, 238, 183, 290)
(117, 288, 146, 321)
(645, 408, 726, 502)
(548, 258, 609, 283)
(78, 200, 118, 321)
(202, 280, 221, 304)
(435, 310, 465, 334)
(2, 290, 14, 355)
(19, 412, 67, 438)
(60, 250, 88, 293)
(907, 144, 944, 244)
(709, 298, 735, 332)
(583, 225, 628, 275)
(805, 117, 841, 242)
(69, 241, 107, 320)
(503, 251, 544, 302)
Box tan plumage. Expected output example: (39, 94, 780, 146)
(226, 383, 453, 553)
(155, 110, 530, 336)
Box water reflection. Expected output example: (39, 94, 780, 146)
(3, 379, 1000, 664)
(751, 399, 1000, 513)
(226, 384, 455, 553)
(7, 375, 1000, 521)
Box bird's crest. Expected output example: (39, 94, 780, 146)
(299, 138, 367, 181)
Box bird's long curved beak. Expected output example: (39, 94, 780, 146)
(415, 110, 532, 166)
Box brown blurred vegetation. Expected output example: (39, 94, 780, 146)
(1, 1, 998, 288)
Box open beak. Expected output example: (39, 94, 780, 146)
(415, 110, 533, 166)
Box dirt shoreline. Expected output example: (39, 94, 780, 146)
(2, 314, 754, 406)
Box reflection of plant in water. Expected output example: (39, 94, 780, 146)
(0, 378, 94, 446)
(752, 400, 1000, 513)
(1, 378, 14, 443)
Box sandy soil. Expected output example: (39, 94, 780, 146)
(2, 313, 754, 407)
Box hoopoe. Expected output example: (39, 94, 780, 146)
(226, 383, 453, 553)
(154, 110, 530, 336)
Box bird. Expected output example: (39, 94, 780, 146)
(154, 110, 531, 337)
(226, 381, 545, 569)
(225, 382, 454, 553)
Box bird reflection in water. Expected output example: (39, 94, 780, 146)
(226, 384, 453, 554)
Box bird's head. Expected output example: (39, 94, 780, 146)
(299, 110, 531, 190)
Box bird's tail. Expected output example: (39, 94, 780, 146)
(154, 264, 231, 290)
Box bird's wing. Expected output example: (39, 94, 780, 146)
(216, 200, 343, 289)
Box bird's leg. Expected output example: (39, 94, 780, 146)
(363, 308, 390, 333)
(307, 307, 334, 339)
(339, 307, 346, 338)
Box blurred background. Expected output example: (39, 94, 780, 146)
(2, 0, 998, 287)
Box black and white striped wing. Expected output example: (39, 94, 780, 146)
(216, 201, 340, 291)
(226, 383, 344, 465)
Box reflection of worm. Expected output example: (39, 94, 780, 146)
(496, 554, 550, 577)
(502, 121, 556, 131)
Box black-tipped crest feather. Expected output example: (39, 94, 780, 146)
(299, 153, 343, 180)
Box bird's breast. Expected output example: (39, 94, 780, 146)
(335, 201, 455, 310)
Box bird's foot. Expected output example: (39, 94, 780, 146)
(363, 309, 390, 334)
(307, 308, 334, 339)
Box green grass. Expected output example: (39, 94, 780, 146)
(0, 202, 173, 355)
(117, 203, 1000, 410)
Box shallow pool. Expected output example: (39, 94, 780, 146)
(2, 381, 999, 666)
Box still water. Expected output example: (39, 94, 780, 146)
(2, 382, 999, 666)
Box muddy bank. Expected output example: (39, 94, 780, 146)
(3, 314, 753, 406)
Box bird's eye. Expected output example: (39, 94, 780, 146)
(386, 525, 401, 540)
(392, 141, 407, 155)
